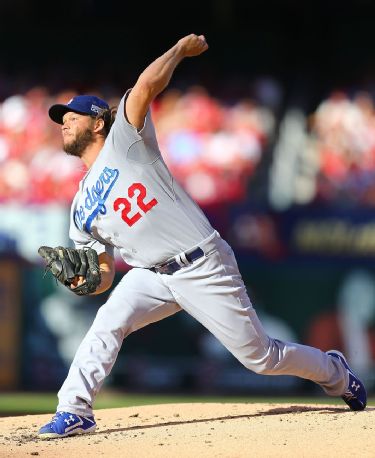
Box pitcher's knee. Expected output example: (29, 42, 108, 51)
(92, 302, 135, 339)
(239, 338, 285, 375)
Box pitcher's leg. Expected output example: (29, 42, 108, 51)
(233, 307, 348, 395)
(57, 268, 179, 416)
(164, 237, 347, 396)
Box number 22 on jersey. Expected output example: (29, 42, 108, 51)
(113, 183, 158, 227)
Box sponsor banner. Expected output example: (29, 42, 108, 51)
(229, 204, 375, 261)
(2, 202, 375, 263)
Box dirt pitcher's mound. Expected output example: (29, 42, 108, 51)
(1, 402, 374, 457)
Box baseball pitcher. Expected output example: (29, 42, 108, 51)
(37, 34, 367, 438)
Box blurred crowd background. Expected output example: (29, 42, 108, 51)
(4, 83, 375, 208)
(2, 0, 375, 398)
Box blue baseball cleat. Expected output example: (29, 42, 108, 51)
(327, 350, 367, 411)
(38, 411, 97, 439)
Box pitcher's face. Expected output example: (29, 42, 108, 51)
(61, 112, 95, 157)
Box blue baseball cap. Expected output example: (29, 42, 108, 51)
(49, 95, 110, 124)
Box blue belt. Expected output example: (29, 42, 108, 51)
(151, 247, 204, 275)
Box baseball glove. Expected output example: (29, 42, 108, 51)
(38, 246, 101, 296)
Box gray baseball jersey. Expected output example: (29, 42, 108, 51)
(69, 91, 214, 267)
(56, 90, 349, 419)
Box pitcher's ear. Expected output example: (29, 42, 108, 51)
(94, 117, 105, 134)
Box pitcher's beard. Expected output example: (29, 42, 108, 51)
(63, 128, 94, 158)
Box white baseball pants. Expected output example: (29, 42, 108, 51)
(57, 231, 348, 416)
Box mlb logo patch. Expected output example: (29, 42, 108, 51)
(91, 104, 104, 115)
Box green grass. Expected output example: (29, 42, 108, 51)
(0, 391, 373, 415)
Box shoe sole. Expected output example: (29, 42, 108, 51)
(38, 424, 97, 439)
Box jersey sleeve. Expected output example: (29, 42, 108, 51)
(109, 89, 161, 164)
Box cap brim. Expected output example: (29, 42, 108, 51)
(48, 104, 88, 124)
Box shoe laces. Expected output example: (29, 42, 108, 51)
(51, 411, 64, 423)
